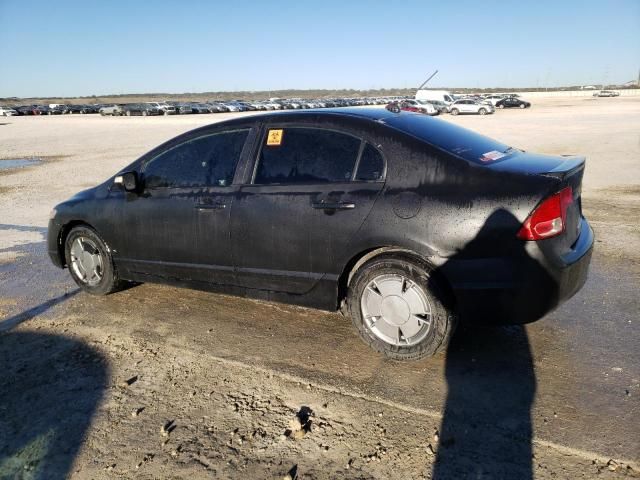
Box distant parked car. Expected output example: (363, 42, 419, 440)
(449, 100, 494, 116)
(0, 106, 18, 116)
(34, 105, 50, 115)
(495, 97, 531, 109)
(99, 105, 125, 116)
(145, 102, 177, 115)
(388, 100, 438, 116)
(428, 100, 450, 114)
(122, 104, 161, 116)
(593, 90, 620, 97)
(483, 94, 507, 105)
(14, 106, 34, 115)
(48, 105, 67, 115)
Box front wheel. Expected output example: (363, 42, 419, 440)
(450, 108, 459, 116)
(519, 104, 526, 109)
(479, 108, 487, 115)
(65, 226, 124, 295)
(347, 256, 456, 360)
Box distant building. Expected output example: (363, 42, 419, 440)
(580, 85, 596, 90)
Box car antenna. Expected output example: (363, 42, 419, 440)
(417, 70, 439, 90)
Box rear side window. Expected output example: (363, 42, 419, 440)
(385, 114, 511, 165)
(254, 128, 361, 184)
(356, 144, 385, 181)
(144, 129, 249, 188)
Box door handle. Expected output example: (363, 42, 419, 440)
(311, 201, 355, 210)
(195, 203, 226, 210)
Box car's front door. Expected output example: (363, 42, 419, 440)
(230, 126, 386, 294)
(116, 128, 252, 284)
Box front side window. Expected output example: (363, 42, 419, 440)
(143, 129, 249, 188)
(254, 128, 361, 184)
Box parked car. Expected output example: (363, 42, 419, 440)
(449, 100, 494, 115)
(428, 100, 450, 114)
(34, 105, 50, 115)
(483, 94, 507, 105)
(47, 108, 593, 360)
(0, 106, 18, 116)
(48, 105, 67, 115)
(145, 102, 177, 115)
(593, 90, 620, 97)
(386, 100, 437, 116)
(14, 106, 35, 115)
(495, 97, 531, 109)
(99, 104, 125, 116)
(122, 104, 161, 116)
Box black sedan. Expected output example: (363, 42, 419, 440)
(48, 109, 593, 360)
(496, 97, 531, 109)
(121, 104, 161, 116)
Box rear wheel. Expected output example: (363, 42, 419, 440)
(65, 226, 124, 295)
(479, 108, 487, 115)
(347, 255, 456, 360)
(142, 110, 148, 116)
(498, 104, 505, 109)
(450, 108, 459, 116)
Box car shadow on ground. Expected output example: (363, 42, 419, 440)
(430, 208, 557, 479)
(0, 306, 107, 477)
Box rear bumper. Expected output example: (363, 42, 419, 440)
(443, 218, 594, 324)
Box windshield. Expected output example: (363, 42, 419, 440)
(385, 114, 513, 165)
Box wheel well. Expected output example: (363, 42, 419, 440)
(336, 247, 456, 312)
(57, 220, 94, 267)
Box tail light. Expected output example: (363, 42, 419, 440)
(517, 187, 573, 240)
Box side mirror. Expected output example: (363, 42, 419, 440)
(114, 171, 139, 193)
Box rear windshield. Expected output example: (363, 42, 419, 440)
(384, 113, 513, 165)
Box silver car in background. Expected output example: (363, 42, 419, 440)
(449, 99, 495, 115)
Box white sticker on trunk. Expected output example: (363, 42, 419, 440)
(480, 150, 506, 162)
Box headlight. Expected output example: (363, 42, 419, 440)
(49, 208, 57, 220)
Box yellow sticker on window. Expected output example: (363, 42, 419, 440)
(266, 129, 283, 146)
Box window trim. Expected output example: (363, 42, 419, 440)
(141, 127, 251, 190)
(250, 125, 386, 186)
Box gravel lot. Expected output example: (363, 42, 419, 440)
(1, 96, 639, 479)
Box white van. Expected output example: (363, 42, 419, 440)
(415, 90, 456, 105)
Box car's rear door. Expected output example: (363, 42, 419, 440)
(116, 127, 253, 284)
(230, 125, 386, 294)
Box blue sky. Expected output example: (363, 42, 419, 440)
(1, 0, 638, 97)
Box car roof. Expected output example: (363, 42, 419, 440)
(260, 107, 399, 123)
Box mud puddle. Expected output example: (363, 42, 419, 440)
(0, 157, 42, 171)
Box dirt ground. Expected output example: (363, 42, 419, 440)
(1, 97, 639, 479)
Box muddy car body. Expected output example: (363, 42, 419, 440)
(48, 109, 593, 359)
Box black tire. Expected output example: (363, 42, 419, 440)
(64, 225, 124, 295)
(479, 108, 487, 115)
(519, 103, 526, 109)
(450, 108, 459, 116)
(346, 255, 457, 361)
(498, 104, 505, 109)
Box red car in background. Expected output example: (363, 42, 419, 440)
(385, 99, 438, 115)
